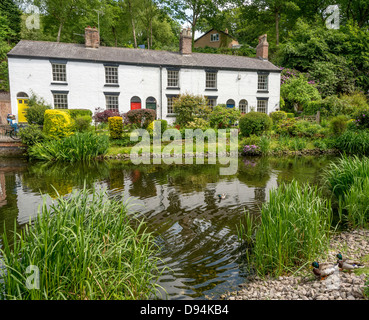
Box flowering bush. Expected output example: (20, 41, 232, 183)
(354, 110, 369, 130)
(242, 145, 260, 156)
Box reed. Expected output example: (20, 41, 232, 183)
(324, 155, 369, 199)
(335, 129, 369, 155)
(0, 186, 163, 300)
(28, 132, 109, 162)
(252, 180, 332, 277)
(344, 177, 369, 228)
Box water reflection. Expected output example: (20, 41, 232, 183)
(0, 155, 338, 299)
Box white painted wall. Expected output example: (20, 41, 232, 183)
(8, 57, 281, 124)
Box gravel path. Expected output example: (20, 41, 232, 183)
(222, 229, 369, 300)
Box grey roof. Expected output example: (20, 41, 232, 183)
(8, 40, 281, 72)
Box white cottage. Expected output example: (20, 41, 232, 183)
(7, 27, 281, 124)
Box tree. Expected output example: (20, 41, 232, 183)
(161, 0, 223, 47)
(24, 0, 98, 42)
(0, 0, 21, 43)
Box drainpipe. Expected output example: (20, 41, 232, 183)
(159, 66, 163, 119)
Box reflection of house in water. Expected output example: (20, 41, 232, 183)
(0, 172, 7, 206)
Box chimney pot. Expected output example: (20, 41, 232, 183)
(85, 26, 100, 49)
(180, 28, 192, 55)
(256, 34, 268, 60)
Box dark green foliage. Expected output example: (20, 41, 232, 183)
(353, 109, 369, 130)
(209, 104, 241, 128)
(275, 118, 298, 136)
(330, 115, 348, 136)
(19, 124, 47, 146)
(335, 130, 369, 155)
(74, 115, 92, 132)
(173, 94, 211, 127)
(239, 112, 272, 137)
(24, 94, 51, 125)
(270, 111, 287, 124)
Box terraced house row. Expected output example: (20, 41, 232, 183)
(7, 27, 281, 124)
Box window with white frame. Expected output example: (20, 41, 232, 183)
(258, 74, 268, 91)
(257, 99, 268, 113)
(239, 99, 248, 113)
(167, 96, 178, 114)
(53, 93, 68, 109)
(106, 95, 119, 111)
(210, 33, 219, 42)
(167, 70, 179, 87)
(206, 97, 217, 109)
(206, 72, 217, 89)
(105, 66, 118, 84)
(52, 64, 67, 82)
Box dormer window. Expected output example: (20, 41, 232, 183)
(210, 33, 219, 42)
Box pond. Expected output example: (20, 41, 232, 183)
(0, 155, 338, 300)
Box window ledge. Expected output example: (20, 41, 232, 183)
(257, 90, 269, 93)
(51, 82, 68, 86)
(166, 87, 180, 90)
(104, 84, 120, 87)
(166, 113, 177, 117)
(205, 88, 218, 91)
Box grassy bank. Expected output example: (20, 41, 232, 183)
(0, 186, 163, 300)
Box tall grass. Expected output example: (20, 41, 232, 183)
(324, 155, 369, 228)
(252, 180, 332, 277)
(28, 132, 109, 162)
(335, 129, 369, 155)
(0, 186, 163, 300)
(258, 135, 271, 155)
(324, 155, 369, 199)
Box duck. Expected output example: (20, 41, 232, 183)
(311, 261, 339, 280)
(336, 253, 364, 273)
(217, 193, 226, 200)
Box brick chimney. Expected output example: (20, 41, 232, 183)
(256, 34, 269, 60)
(180, 28, 192, 55)
(85, 26, 100, 49)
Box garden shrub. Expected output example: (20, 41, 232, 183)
(74, 115, 92, 132)
(43, 110, 74, 139)
(93, 108, 121, 123)
(286, 113, 294, 118)
(173, 94, 211, 127)
(289, 137, 307, 151)
(209, 105, 241, 128)
(147, 119, 168, 135)
(330, 115, 348, 136)
(108, 117, 123, 139)
(294, 120, 325, 138)
(281, 75, 321, 112)
(270, 111, 287, 124)
(126, 109, 156, 128)
(313, 139, 328, 150)
(68, 109, 93, 119)
(239, 112, 273, 137)
(353, 109, 369, 130)
(24, 94, 51, 125)
(186, 117, 209, 130)
(19, 124, 47, 146)
(275, 118, 298, 136)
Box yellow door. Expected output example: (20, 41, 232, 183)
(17, 99, 29, 123)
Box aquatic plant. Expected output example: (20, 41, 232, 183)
(252, 180, 332, 277)
(28, 132, 109, 162)
(0, 186, 164, 300)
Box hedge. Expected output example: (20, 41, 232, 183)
(43, 110, 74, 139)
(108, 117, 123, 139)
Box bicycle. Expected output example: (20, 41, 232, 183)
(9, 123, 22, 141)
